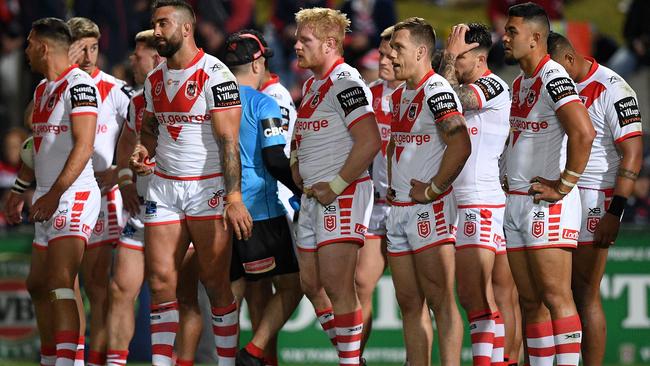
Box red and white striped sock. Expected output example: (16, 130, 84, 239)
(175, 359, 194, 366)
(55, 330, 80, 366)
(74, 336, 84, 366)
(150, 300, 179, 366)
(526, 321, 555, 366)
(491, 312, 505, 365)
(87, 350, 106, 366)
(552, 314, 582, 366)
(469, 310, 495, 366)
(106, 349, 129, 366)
(315, 308, 337, 348)
(41, 344, 57, 366)
(334, 309, 363, 366)
(211, 301, 238, 366)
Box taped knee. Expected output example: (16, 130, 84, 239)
(50, 288, 75, 301)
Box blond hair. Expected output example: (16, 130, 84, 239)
(295, 7, 350, 54)
(67, 17, 100, 40)
(135, 29, 157, 49)
(380, 26, 394, 41)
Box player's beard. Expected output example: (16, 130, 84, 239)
(156, 32, 183, 58)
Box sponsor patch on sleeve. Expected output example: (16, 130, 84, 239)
(336, 86, 369, 116)
(70, 84, 98, 108)
(545, 77, 577, 104)
(120, 84, 135, 98)
(211, 81, 241, 108)
(426, 92, 460, 121)
(279, 106, 290, 129)
(261, 118, 283, 138)
(473, 77, 504, 101)
(614, 96, 642, 127)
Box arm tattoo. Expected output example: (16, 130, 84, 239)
(439, 52, 481, 110)
(617, 167, 639, 181)
(439, 164, 464, 191)
(219, 135, 242, 194)
(437, 114, 467, 137)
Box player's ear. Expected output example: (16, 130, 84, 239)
(182, 22, 192, 37)
(325, 37, 336, 54)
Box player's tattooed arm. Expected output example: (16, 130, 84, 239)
(439, 53, 481, 110)
(434, 114, 472, 190)
(617, 168, 639, 181)
(219, 133, 242, 194)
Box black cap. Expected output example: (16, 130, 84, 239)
(223, 29, 274, 67)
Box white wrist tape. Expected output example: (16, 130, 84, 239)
(50, 288, 75, 301)
(118, 168, 133, 180)
(564, 169, 581, 178)
(290, 150, 298, 167)
(329, 175, 349, 195)
(429, 181, 444, 195)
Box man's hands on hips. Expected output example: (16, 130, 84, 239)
(29, 190, 62, 223)
(309, 182, 337, 206)
(529, 176, 566, 204)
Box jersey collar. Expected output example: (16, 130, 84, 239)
(318, 57, 345, 80)
(260, 73, 280, 91)
(577, 56, 599, 84)
(528, 54, 551, 79)
(410, 69, 435, 90)
(55, 64, 78, 82)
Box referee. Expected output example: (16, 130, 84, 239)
(223, 31, 304, 366)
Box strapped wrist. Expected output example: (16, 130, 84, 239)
(607, 195, 626, 219)
(329, 175, 349, 195)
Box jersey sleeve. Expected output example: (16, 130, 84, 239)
(425, 81, 463, 123)
(257, 95, 286, 149)
(542, 68, 580, 111)
(331, 77, 374, 129)
(67, 74, 99, 117)
(116, 83, 134, 122)
(604, 80, 643, 143)
(144, 77, 154, 113)
(205, 67, 242, 112)
(468, 75, 508, 110)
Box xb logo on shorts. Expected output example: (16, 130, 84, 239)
(208, 190, 225, 208)
(587, 207, 602, 233)
(532, 210, 545, 238)
(417, 211, 431, 238)
(323, 205, 337, 232)
(464, 212, 477, 237)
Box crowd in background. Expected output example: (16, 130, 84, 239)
(0, 0, 649, 230)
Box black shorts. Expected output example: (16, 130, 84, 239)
(230, 215, 299, 281)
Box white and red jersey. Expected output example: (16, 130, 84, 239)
(390, 70, 463, 203)
(261, 73, 297, 157)
(91, 69, 132, 172)
(574, 59, 643, 189)
(144, 49, 241, 179)
(126, 89, 151, 196)
(368, 78, 396, 201)
(454, 71, 510, 205)
(31, 65, 100, 190)
(506, 55, 581, 193)
(295, 58, 375, 187)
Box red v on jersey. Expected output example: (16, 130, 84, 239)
(297, 78, 334, 119)
(32, 80, 69, 153)
(510, 76, 542, 147)
(391, 86, 426, 162)
(579, 81, 606, 109)
(149, 68, 209, 141)
(92, 69, 114, 102)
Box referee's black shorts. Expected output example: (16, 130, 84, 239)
(230, 215, 299, 281)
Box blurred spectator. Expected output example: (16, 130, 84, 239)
(0, 127, 31, 230)
(359, 49, 379, 83)
(195, 0, 255, 56)
(339, 0, 397, 67)
(623, 132, 650, 224)
(607, 0, 650, 77)
(73, 1, 130, 69)
(0, 19, 28, 134)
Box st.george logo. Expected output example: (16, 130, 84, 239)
(185, 80, 198, 100)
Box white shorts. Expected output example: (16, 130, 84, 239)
(296, 177, 373, 252)
(455, 204, 505, 253)
(577, 187, 614, 245)
(504, 189, 581, 251)
(367, 201, 390, 237)
(32, 185, 101, 250)
(117, 210, 145, 251)
(386, 189, 457, 256)
(144, 174, 225, 225)
(88, 186, 127, 248)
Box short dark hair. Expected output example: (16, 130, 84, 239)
(153, 0, 196, 26)
(508, 2, 550, 33)
(547, 31, 574, 57)
(394, 17, 436, 59)
(31, 17, 72, 47)
(465, 23, 492, 53)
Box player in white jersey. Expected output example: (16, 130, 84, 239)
(502, 4, 596, 366)
(439, 23, 514, 366)
(129, 2, 252, 365)
(66, 17, 134, 365)
(291, 8, 380, 366)
(104, 29, 202, 366)
(3, 18, 100, 366)
(386, 17, 470, 365)
(548, 33, 644, 366)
